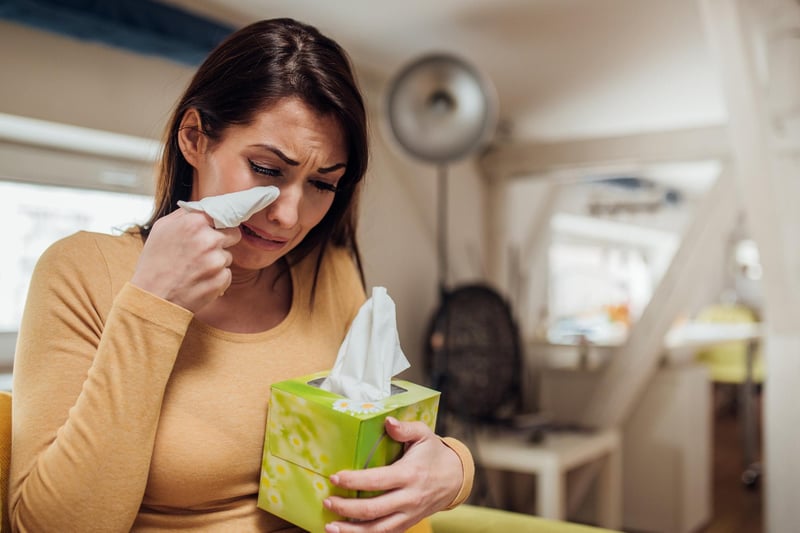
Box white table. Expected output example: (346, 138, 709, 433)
(664, 321, 762, 486)
(663, 321, 762, 361)
(473, 427, 622, 529)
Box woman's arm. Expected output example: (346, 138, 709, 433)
(9, 233, 194, 532)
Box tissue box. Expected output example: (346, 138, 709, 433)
(258, 370, 440, 532)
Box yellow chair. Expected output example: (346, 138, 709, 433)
(431, 504, 619, 532)
(1, 390, 11, 533)
(694, 303, 764, 384)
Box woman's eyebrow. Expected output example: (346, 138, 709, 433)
(251, 144, 345, 173)
(252, 144, 299, 166)
(318, 163, 346, 174)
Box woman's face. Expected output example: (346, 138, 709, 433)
(189, 97, 347, 272)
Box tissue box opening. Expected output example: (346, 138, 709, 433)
(306, 376, 408, 396)
(259, 370, 440, 532)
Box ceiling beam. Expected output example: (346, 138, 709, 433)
(479, 125, 730, 181)
(0, 0, 234, 65)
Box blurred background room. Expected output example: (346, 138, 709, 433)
(3, 0, 800, 531)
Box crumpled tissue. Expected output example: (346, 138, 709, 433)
(320, 286, 410, 401)
(177, 186, 280, 228)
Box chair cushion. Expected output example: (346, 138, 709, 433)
(1, 391, 11, 532)
(431, 504, 618, 532)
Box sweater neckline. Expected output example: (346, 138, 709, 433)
(187, 265, 301, 343)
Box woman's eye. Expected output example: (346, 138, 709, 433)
(248, 160, 281, 177)
(311, 180, 338, 193)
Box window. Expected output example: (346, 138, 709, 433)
(0, 181, 152, 364)
(0, 113, 159, 374)
(547, 240, 653, 345)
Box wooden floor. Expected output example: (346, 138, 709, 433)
(699, 386, 763, 533)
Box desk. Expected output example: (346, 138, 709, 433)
(473, 427, 622, 530)
(663, 321, 762, 364)
(526, 340, 617, 371)
(665, 321, 762, 487)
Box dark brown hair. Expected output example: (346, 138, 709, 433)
(141, 17, 368, 293)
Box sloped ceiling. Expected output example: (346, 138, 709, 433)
(1, 0, 727, 142)
(162, 0, 727, 142)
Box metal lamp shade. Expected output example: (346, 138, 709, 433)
(386, 54, 497, 164)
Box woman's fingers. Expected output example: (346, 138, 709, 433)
(217, 225, 243, 249)
(131, 209, 242, 311)
(327, 462, 409, 494)
(324, 511, 413, 533)
(324, 465, 412, 519)
(322, 417, 463, 532)
(384, 417, 430, 448)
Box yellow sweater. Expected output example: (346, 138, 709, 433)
(9, 230, 464, 532)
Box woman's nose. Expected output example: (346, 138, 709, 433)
(266, 186, 300, 228)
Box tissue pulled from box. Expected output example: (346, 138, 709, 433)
(177, 186, 279, 228)
(320, 286, 410, 401)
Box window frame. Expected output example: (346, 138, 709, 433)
(0, 114, 160, 373)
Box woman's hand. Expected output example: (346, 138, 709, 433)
(131, 208, 241, 312)
(323, 417, 463, 533)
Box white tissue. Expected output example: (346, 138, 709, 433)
(320, 287, 410, 402)
(177, 186, 280, 229)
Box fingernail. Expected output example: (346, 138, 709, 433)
(323, 498, 332, 510)
(325, 524, 340, 533)
(386, 416, 398, 426)
(329, 474, 340, 485)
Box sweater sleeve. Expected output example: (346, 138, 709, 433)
(440, 437, 475, 509)
(9, 234, 194, 532)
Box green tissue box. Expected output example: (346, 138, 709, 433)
(258, 370, 440, 532)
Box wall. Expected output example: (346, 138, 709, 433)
(0, 20, 193, 139)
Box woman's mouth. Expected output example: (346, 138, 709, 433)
(241, 224, 288, 250)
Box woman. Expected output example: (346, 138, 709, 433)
(9, 17, 473, 533)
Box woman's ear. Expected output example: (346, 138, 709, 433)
(177, 108, 207, 167)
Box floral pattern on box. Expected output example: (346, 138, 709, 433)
(258, 370, 440, 532)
